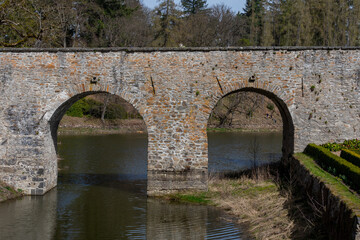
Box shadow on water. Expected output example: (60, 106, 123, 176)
(58, 173, 148, 194)
(212, 162, 328, 239)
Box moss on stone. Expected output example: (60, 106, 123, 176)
(294, 152, 360, 215)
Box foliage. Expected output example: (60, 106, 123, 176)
(294, 153, 360, 210)
(181, 0, 207, 14)
(340, 150, 360, 168)
(0, 0, 41, 47)
(321, 139, 360, 152)
(151, 0, 181, 47)
(3, 0, 360, 48)
(266, 103, 274, 111)
(304, 144, 360, 191)
(66, 97, 139, 119)
(66, 99, 89, 117)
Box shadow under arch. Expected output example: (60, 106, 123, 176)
(48, 91, 148, 152)
(210, 87, 294, 161)
(49, 91, 107, 151)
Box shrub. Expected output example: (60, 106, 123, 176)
(105, 103, 128, 119)
(266, 103, 274, 111)
(66, 97, 137, 119)
(321, 142, 342, 152)
(304, 144, 360, 191)
(340, 150, 360, 168)
(66, 99, 89, 117)
(321, 139, 360, 152)
(342, 139, 360, 150)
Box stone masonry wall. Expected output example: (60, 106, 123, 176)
(290, 155, 360, 240)
(0, 47, 359, 195)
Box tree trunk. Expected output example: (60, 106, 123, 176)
(101, 94, 110, 124)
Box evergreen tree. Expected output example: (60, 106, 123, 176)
(181, 0, 207, 14)
(243, 0, 264, 46)
(279, 0, 311, 46)
(152, 0, 181, 47)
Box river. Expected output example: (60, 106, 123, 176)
(0, 132, 282, 240)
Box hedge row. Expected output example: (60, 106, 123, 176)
(340, 149, 360, 168)
(304, 143, 360, 191)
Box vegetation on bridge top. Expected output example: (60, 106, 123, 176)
(341, 150, 360, 168)
(304, 143, 360, 192)
(320, 139, 360, 152)
(294, 152, 360, 216)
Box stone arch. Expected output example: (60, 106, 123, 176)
(207, 84, 294, 160)
(47, 90, 149, 150)
(30, 78, 150, 195)
(48, 91, 108, 150)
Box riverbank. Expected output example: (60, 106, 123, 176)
(0, 181, 23, 203)
(59, 116, 281, 135)
(159, 169, 326, 239)
(58, 116, 147, 135)
(207, 127, 281, 133)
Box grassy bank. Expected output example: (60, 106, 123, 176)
(207, 127, 282, 133)
(0, 182, 23, 203)
(161, 169, 325, 239)
(58, 127, 146, 135)
(295, 152, 360, 213)
(58, 116, 147, 135)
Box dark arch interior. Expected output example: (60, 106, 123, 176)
(49, 91, 110, 151)
(210, 87, 294, 161)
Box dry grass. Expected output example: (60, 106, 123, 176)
(208, 173, 293, 239)
(0, 181, 23, 203)
(58, 116, 147, 135)
(166, 168, 325, 239)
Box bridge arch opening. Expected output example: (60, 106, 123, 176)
(47, 91, 148, 185)
(48, 91, 147, 149)
(207, 87, 294, 174)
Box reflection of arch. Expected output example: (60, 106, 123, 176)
(208, 87, 294, 160)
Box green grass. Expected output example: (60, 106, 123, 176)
(167, 192, 212, 205)
(206, 127, 280, 133)
(294, 153, 360, 215)
(352, 150, 360, 155)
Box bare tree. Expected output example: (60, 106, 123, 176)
(101, 94, 110, 124)
(209, 92, 264, 128)
(248, 136, 261, 180)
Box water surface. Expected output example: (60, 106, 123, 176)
(0, 132, 283, 239)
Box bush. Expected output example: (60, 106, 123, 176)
(342, 139, 360, 150)
(66, 99, 89, 117)
(321, 139, 360, 152)
(66, 97, 136, 119)
(266, 103, 274, 111)
(304, 144, 360, 191)
(340, 150, 360, 168)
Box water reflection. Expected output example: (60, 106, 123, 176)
(0, 189, 57, 240)
(0, 132, 282, 239)
(208, 132, 282, 172)
(147, 199, 243, 239)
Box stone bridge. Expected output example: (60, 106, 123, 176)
(0, 47, 359, 196)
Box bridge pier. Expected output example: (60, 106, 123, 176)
(147, 170, 208, 196)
